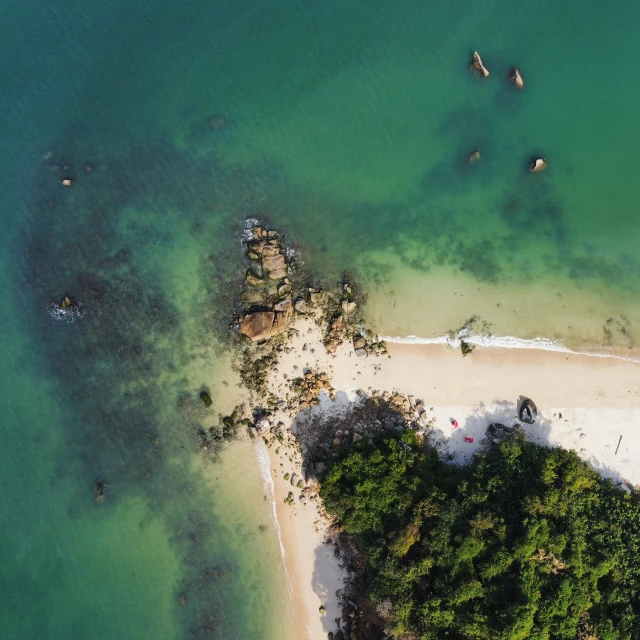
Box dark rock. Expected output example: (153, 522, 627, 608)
(353, 336, 366, 350)
(199, 390, 213, 407)
(519, 398, 537, 424)
(93, 479, 107, 502)
(460, 340, 475, 357)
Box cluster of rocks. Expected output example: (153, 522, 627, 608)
(292, 286, 324, 315)
(324, 282, 359, 353)
(352, 330, 387, 358)
(194, 405, 249, 452)
(44, 150, 94, 189)
(290, 370, 336, 409)
(239, 226, 294, 342)
(468, 53, 547, 173)
(301, 393, 431, 481)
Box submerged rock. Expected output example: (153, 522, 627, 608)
(470, 51, 490, 78)
(467, 149, 481, 164)
(509, 67, 524, 89)
(209, 114, 227, 130)
(244, 270, 264, 287)
(93, 479, 108, 502)
(199, 390, 213, 407)
(529, 157, 547, 173)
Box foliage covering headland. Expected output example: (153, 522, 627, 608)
(320, 432, 640, 639)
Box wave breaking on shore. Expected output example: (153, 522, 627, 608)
(382, 332, 640, 363)
(254, 440, 288, 563)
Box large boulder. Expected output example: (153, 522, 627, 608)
(509, 67, 524, 89)
(239, 311, 276, 341)
(529, 157, 547, 173)
(470, 51, 489, 78)
(262, 253, 288, 280)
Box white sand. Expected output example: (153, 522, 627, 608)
(262, 317, 640, 639)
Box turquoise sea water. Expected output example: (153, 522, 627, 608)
(3, 1, 640, 638)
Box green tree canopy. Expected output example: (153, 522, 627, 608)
(320, 432, 640, 640)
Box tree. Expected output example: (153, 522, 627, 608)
(320, 432, 640, 639)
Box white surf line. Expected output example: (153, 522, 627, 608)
(382, 333, 640, 363)
(254, 439, 287, 561)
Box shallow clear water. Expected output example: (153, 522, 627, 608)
(2, 1, 640, 638)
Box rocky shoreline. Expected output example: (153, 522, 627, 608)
(229, 223, 427, 639)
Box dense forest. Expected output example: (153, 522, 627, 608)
(320, 431, 640, 640)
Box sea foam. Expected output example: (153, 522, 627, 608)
(382, 332, 640, 363)
(254, 439, 286, 561)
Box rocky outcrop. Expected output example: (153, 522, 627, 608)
(470, 51, 489, 78)
(240, 310, 278, 342)
(509, 67, 524, 89)
(529, 157, 547, 173)
(352, 332, 387, 358)
(238, 225, 296, 341)
(324, 281, 359, 353)
(290, 370, 335, 409)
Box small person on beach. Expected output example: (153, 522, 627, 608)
(451, 418, 459, 428)
(463, 436, 474, 444)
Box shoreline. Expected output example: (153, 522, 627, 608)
(250, 314, 640, 639)
(382, 331, 640, 363)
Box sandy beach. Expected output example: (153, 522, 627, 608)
(259, 317, 640, 639)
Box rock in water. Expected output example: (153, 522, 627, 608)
(239, 310, 276, 341)
(199, 390, 213, 407)
(467, 149, 481, 164)
(529, 157, 548, 173)
(61, 178, 73, 187)
(509, 67, 524, 89)
(470, 51, 489, 78)
(93, 479, 107, 502)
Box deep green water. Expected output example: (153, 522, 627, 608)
(2, 1, 640, 638)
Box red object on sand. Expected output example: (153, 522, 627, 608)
(464, 436, 474, 443)
(452, 420, 459, 428)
